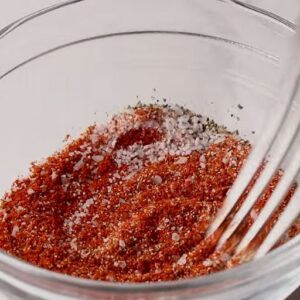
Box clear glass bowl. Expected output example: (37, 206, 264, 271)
(0, 1, 299, 299)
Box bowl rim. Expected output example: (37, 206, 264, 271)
(0, 0, 299, 296)
(0, 234, 300, 294)
(0, 29, 280, 81)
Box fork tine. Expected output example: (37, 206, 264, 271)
(255, 183, 300, 259)
(207, 29, 300, 237)
(206, 105, 293, 237)
(236, 139, 300, 254)
(215, 95, 300, 248)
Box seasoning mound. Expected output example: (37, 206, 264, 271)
(0, 104, 296, 282)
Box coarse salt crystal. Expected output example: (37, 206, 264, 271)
(92, 155, 104, 162)
(15, 206, 25, 212)
(114, 173, 121, 179)
(81, 250, 90, 258)
(177, 254, 187, 266)
(199, 155, 206, 163)
(200, 162, 206, 169)
(222, 157, 229, 164)
(27, 188, 35, 195)
(51, 172, 58, 180)
(152, 175, 162, 185)
(175, 157, 188, 165)
(1, 210, 7, 221)
(12, 225, 19, 237)
(119, 240, 126, 248)
(203, 259, 213, 267)
(82, 198, 94, 210)
(74, 160, 84, 171)
(66, 221, 74, 231)
(70, 238, 78, 251)
(191, 115, 200, 125)
(115, 261, 127, 269)
(172, 232, 180, 242)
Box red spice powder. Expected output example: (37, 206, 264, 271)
(0, 104, 297, 282)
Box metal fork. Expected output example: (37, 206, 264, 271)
(206, 26, 300, 261)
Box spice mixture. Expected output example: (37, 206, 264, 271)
(0, 104, 298, 282)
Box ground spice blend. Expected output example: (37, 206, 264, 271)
(0, 104, 297, 282)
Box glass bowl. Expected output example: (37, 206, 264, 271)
(0, 1, 299, 299)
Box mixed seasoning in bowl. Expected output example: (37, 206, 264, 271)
(0, 103, 298, 282)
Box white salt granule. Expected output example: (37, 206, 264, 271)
(177, 254, 187, 266)
(199, 155, 206, 163)
(73, 159, 84, 171)
(119, 240, 126, 248)
(27, 188, 35, 195)
(15, 206, 25, 212)
(222, 157, 229, 164)
(200, 163, 206, 169)
(92, 155, 104, 162)
(82, 198, 94, 210)
(172, 232, 180, 242)
(70, 238, 78, 251)
(175, 157, 188, 165)
(51, 172, 58, 181)
(152, 175, 163, 185)
(65, 198, 94, 233)
(11, 225, 19, 237)
(114, 261, 127, 269)
(203, 259, 213, 267)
